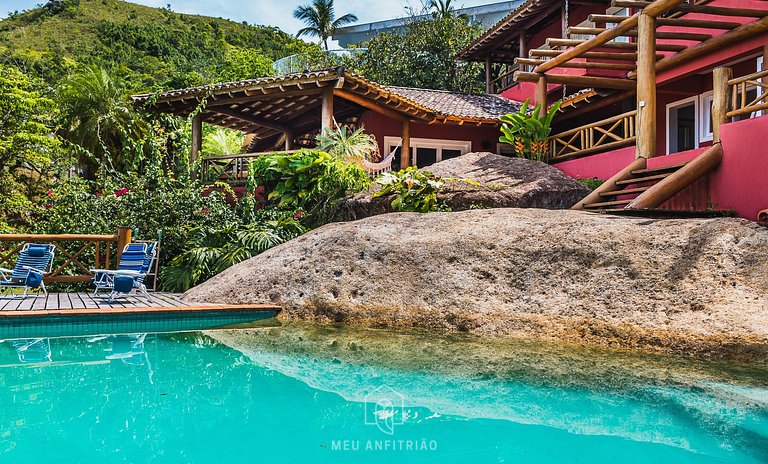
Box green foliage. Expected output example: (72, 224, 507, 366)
(315, 126, 378, 164)
(0, 64, 65, 230)
(57, 65, 151, 177)
(293, 0, 358, 51)
(216, 47, 275, 82)
(203, 128, 244, 157)
(579, 178, 605, 191)
(249, 149, 370, 225)
(499, 99, 562, 162)
(374, 167, 448, 213)
(351, 14, 484, 93)
(160, 209, 306, 292)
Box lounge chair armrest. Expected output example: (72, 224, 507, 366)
(0, 267, 12, 273)
(22, 266, 49, 275)
(91, 269, 142, 276)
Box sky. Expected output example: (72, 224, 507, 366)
(2, 0, 499, 37)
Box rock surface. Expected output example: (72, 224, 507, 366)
(185, 209, 768, 361)
(343, 152, 589, 219)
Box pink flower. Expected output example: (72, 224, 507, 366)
(199, 209, 211, 215)
(293, 211, 304, 219)
(114, 187, 128, 197)
(47, 189, 55, 198)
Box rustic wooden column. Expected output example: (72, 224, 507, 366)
(712, 67, 732, 143)
(519, 32, 528, 71)
(485, 58, 492, 94)
(284, 131, 295, 151)
(636, 12, 657, 159)
(115, 226, 132, 264)
(190, 112, 203, 178)
(764, 44, 768, 70)
(401, 120, 411, 168)
(535, 74, 548, 108)
(321, 88, 334, 133)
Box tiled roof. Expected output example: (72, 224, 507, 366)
(386, 86, 521, 119)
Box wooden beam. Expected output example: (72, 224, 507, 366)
(567, 26, 712, 42)
(546, 38, 686, 52)
(529, 49, 664, 61)
(636, 13, 656, 159)
(590, 14, 741, 30)
(321, 88, 334, 133)
(613, 0, 768, 18)
(535, 74, 548, 107)
(515, 71, 637, 90)
(712, 67, 732, 143)
(534, 14, 639, 73)
(401, 120, 411, 168)
(206, 88, 323, 107)
(653, 16, 768, 75)
(212, 107, 290, 133)
(556, 90, 636, 122)
(191, 112, 203, 178)
(516, 57, 636, 71)
(333, 88, 411, 122)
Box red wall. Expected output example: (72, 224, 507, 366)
(552, 146, 635, 180)
(359, 110, 502, 160)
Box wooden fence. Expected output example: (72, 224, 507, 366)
(0, 227, 132, 283)
(548, 110, 637, 161)
(727, 69, 768, 119)
(202, 150, 300, 185)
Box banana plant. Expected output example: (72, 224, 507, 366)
(499, 98, 562, 162)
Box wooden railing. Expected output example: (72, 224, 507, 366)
(548, 110, 637, 161)
(0, 228, 131, 283)
(727, 69, 768, 119)
(489, 65, 520, 94)
(202, 150, 300, 185)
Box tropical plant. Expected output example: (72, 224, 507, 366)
(499, 99, 562, 162)
(160, 210, 306, 292)
(203, 128, 244, 157)
(429, 0, 464, 19)
(56, 65, 150, 179)
(374, 167, 448, 213)
(293, 0, 358, 51)
(315, 126, 378, 164)
(0, 64, 65, 230)
(248, 149, 370, 225)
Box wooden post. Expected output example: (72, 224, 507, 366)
(636, 13, 657, 159)
(712, 67, 732, 143)
(191, 112, 203, 163)
(535, 74, 548, 108)
(321, 88, 334, 133)
(485, 58, 492, 94)
(401, 120, 411, 168)
(284, 131, 295, 151)
(115, 227, 132, 265)
(763, 44, 768, 70)
(519, 32, 527, 71)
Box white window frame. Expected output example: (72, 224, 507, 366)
(666, 95, 699, 155)
(606, 8, 631, 43)
(699, 90, 714, 143)
(383, 136, 472, 165)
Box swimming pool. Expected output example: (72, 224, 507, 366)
(1, 323, 766, 463)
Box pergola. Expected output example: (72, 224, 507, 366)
(132, 68, 506, 169)
(512, 0, 768, 158)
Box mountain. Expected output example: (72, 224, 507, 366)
(0, 0, 316, 90)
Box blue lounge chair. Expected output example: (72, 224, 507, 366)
(92, 242, 158, 302)
(0, 243, 55, 298)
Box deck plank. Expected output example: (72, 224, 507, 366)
(0, 292, 230, 314)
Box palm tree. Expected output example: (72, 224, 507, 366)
(429, 0, 456, 18)
(293, 0, 358, 51)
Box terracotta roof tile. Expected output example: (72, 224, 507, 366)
(386, 86, 521, 119)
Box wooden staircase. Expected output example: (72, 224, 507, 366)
(582, 162, 688, 211)
(573, 143, 724, 214)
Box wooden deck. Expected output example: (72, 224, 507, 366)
(0, 292, 281, 317)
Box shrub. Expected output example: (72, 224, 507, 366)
(248, 149, 370, 225)
(316, 126, 378, 164)
(499, 99, 561, 162)
(374, 167, 449, 213)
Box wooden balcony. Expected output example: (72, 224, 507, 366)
(548, 110, 637, 161)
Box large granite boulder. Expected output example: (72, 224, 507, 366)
(343, 152, 589, 220)
(184, 209, 768, 361)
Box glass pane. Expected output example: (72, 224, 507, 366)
(442, 149, 463, 160)
(391, 146, 413, 171)
(416, 147, 438, 166)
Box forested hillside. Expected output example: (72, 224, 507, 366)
(0, 0, 316, 90)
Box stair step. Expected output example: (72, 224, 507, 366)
(583, 199, 634, 209)
(630, 162, 688, 176)
(615, 172, 672, 186)
(599, 186, 650, 197)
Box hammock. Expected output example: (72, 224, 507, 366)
(361, 140, 399, 178)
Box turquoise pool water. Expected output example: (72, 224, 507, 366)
(1, 325, 767, 463)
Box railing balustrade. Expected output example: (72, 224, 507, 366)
(548, 110, 637, 161)
(202, 151, 300, 185)
(727, 69, 768, 119)
(0, 228, 132, 283)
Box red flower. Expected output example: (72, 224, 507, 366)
(199, 209, 211, 215)
(46, 189, 55, 198)
(114, 187, 128, 197)
(96, 193, 104, 197)
(293, 211, 304, 219)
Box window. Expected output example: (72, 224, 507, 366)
(666, 96, 699, 154)
(607, 8, 631, 43)
(383, 137, 472, 169)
